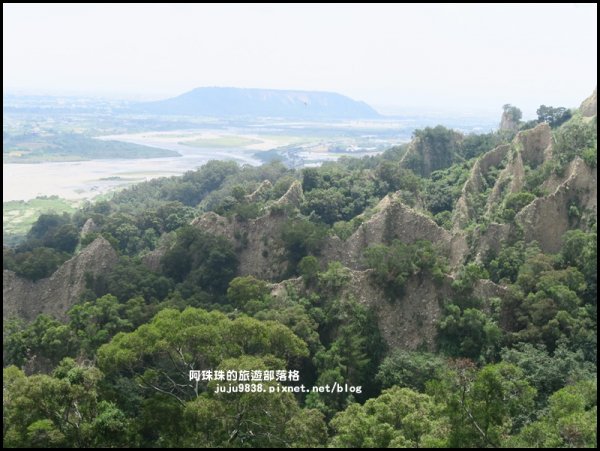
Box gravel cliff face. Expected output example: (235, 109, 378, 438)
(3, 237, 118, 321)
(499, 110, 520, 132)
(192, 182, 465, 283)
(321, 193, 465, 269)
(516, 157, 597, 253)
(447, 122, 597, 260)
(191, 181, 304, 281)
(270, 270, 507, 351)
(580, 88, 597, 117)
(187, 110, 596, 351)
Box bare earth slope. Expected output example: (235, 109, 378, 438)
(3, 237, 118, 321)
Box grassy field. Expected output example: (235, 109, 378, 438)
(3, 196, 79, 245)
(181, 136, 262, 148)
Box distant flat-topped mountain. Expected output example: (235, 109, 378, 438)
(136, 87, 381, 119)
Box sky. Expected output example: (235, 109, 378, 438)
(3, 3, 597, 117)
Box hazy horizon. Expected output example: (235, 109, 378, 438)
(3, 4, 597, 117)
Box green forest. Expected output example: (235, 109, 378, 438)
(3, 107, 597, 448)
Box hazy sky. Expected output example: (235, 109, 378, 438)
(3, 3, 597, 116)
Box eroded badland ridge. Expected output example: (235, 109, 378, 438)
(4, 89, 597, 353)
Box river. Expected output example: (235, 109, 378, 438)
(3, 134, 262, 202)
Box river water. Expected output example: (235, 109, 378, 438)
(3, 136, 261, 202)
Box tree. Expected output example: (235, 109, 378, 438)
(438, 304, 502, 361)
(26, 212, 70, 243)
(429, 361, 535, 448)
(318, 261, 351, 293)
(329, 387, 448, 448)
(309, 298, 385, 415)
(226, 275, 270, 310)
(161, 226, 237, 294)
(68, 294, 134, 356)
(281, 219, 328, 272)
(425, 162, 471, 214)
(461, 131, 508, 160)
(86, 257, 174, 303)
(183, 355, 327, 448)
(298, 164, 380, 223)
(406, 126, 464, 177)
(254, 296, 322, 356)
(502, 191, 536, 219)
(98, 308, 308, 404)
(298, 255, 319, 284)
(509, 380, 597, 448)
(553, 119, 597, 167)
(230, 185, 246, 202)
(560, 229, 597, 302)
(511, 255, 593, 355)
(503, 104, 523, 122)
(47, 224, 79, 253)
(376, 350, 448, 391)
(7, 247, 70, 281)
(365, 240, 416, 295)
(364, 240, 445, 299)
(375, 162, 422, 194)
(302, 188, 347, 224)
(501, 343, 596, 407)
(450, 263, 489, 295)
(536, 105, 572, 128)
(3, 314, 78, 367)
(488, 241, 528, 283)
(301, 167, 321, 192)
(468, 363, 536, 445)
(3, 360, 131, 448)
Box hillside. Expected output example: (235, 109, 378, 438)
(136, 86, 381, 119)
(3, 89, 597, 448)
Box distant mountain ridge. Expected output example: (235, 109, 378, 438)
(136, 87, 381, 119)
